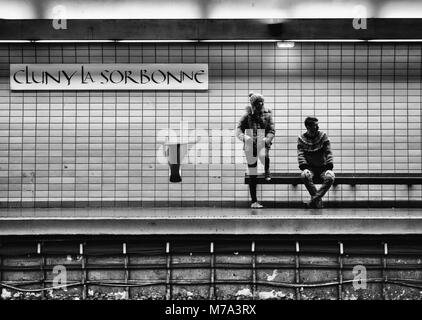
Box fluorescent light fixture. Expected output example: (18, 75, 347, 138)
(35, 40, 115, 43)
(277, 41, 295, 48)
(286, 39, 366, 42)
(200, 39, 279, 43)
(0, 40, 32, 43)
(118, 40, 199, 43)
(367, 39, 422, 42)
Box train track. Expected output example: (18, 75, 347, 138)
(1, 235, 422, 300)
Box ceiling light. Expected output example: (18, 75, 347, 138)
(35, 40, 115, 43)
(276, 41, 295, 48)
(118, 40, 198, 43)
(0, 40, 32, 43)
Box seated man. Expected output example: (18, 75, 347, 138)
(297, 117, 335, 209)
(237, 92, 275, 208)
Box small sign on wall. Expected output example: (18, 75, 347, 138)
(10, 64, 208, 90)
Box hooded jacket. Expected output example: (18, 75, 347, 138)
(236, 105, 275, 148)
(297, 131, 333, 171)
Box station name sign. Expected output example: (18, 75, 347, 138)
(10, 64, 208, 90)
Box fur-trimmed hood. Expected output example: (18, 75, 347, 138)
(245, 105, 272, 116)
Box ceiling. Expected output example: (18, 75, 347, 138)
(0, 0, 422, 19)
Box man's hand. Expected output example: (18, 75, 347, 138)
(263, 137, 271, 147)
(244, 135, 252, 143)
(302, 169, 312, 177)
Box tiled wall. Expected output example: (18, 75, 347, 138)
(0, 42, 421, 206)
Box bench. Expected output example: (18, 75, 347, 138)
(244, 173, 422, 186)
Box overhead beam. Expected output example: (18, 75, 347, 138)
(0, 19, 422, 41)
(273, 18, 422, 40)
(0, 19, 270, 41)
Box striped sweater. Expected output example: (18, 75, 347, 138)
(297, 131, 334, 171)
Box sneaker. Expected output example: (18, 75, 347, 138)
(315, 198, 324, 209)
(305, 200, 314, 209)
(310, 196, 323, 209)
(251, 202, 264, 209)
(264, 170, 271, 181)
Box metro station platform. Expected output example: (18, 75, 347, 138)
(0, 207, 422, 235)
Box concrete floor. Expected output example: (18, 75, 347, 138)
(0, 207, 422, 235)
(0, 207, 422, 217)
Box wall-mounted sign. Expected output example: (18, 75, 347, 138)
(10, 64, 208, 90)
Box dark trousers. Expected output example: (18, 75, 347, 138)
(245, 145, 270, 203)
(301, 167, 335, 199)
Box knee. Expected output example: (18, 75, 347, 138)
(258, 148, 266, 161)
(245, 153, 257, 166)
(324, 170, 335, 183)
(249, 174, 257, 182)
(301, 169, 313, 181)
(248, 162, 257, 168)
(248, 162, 258, 175)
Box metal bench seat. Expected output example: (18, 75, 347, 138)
(245, 173, 422, 186)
